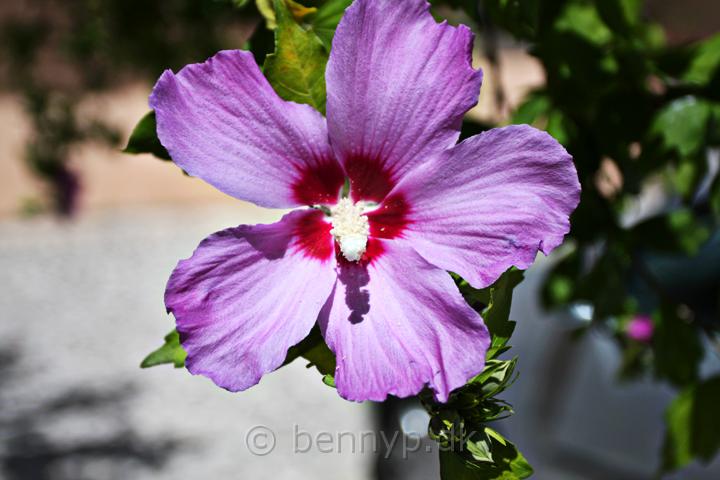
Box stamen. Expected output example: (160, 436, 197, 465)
(330, 198, 370, 262)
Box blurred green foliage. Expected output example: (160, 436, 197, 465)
(462, 0, 720, 474)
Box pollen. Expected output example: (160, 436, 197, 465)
(330, 198, 370, 262)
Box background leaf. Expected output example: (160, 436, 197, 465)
(663, 376, 720, 471)
(263, 0, 328, 113)
(684, 33, 720, 85)
(652, 96, 712, 157)
(310, 0, 352, 49)
(123, 111, 170, 160)
(652, 305, 703, 387)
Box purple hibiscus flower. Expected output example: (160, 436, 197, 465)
(150, 0, 580, 403)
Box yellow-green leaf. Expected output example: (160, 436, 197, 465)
(263, 0, 328, 113)
(140, 330, 187, 369)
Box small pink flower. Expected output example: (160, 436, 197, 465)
(626, 315, 654, 343)
(150, 0, 580, 402)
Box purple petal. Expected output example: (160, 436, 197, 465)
(326, 0, 482, 202)
(386, 125, 581, 288)
(166, 209, 337, 392)
(151, 50, 344, 208)
(319, 240, 490, 402)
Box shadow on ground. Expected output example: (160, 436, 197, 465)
(0, 345, 182, 480)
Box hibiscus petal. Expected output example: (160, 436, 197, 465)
(326, 0, 482, 202)
(166, 209, 337, 392)
(319, 240, 490, 402)
(151, 50, 344, 208)
(387, 125, 581, 289)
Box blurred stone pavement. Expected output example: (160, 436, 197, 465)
(2, 204, 720, 479)
(0, 204, 373, 480)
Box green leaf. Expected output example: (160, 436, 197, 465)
(300, 336, 336, 375)
(470, 358, 517, 395)
(466, 437, 494, 463)
(257, 0, 277, 28)
(652, 96, 712, 157)
(512, 92, 551, 125)
(663, 376, 720, 471)
(554, 4, 613, 47)
(595, 0, 643, 36)
(652, 306, 703, 387)
(456, 268, 524, 359)
(546, 110, 571, 146)
(684, 33, 720, 86)
(263, 0, 328, 113)
(483, 269, 525, 359)
(439, 429, 533, 480)
(322, 374, 336, 388)
(123, 111, 170, 160)
(140, 330, 187, 368)
(281, 325, 336, 376)
(310, 0, 352, 50)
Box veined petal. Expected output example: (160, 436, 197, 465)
(151, 50, 344, 208)
(389, 125, 580, 289)
(319, 240, 490, 402)
(326, 0, 482, 202)
(166, 209, 336, 392)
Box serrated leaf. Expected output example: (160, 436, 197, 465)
(263, 0, 328, 113)
(485, 427, 507, 446)
(482, 269, 525, 359)
(123, 111, 171, 160)
(439, 431, 533, 480)
(471, 358, 516, 388)
(466, 437, 494, 463)
(140, 330, 186, 368)
(662, 376, 720, 471)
